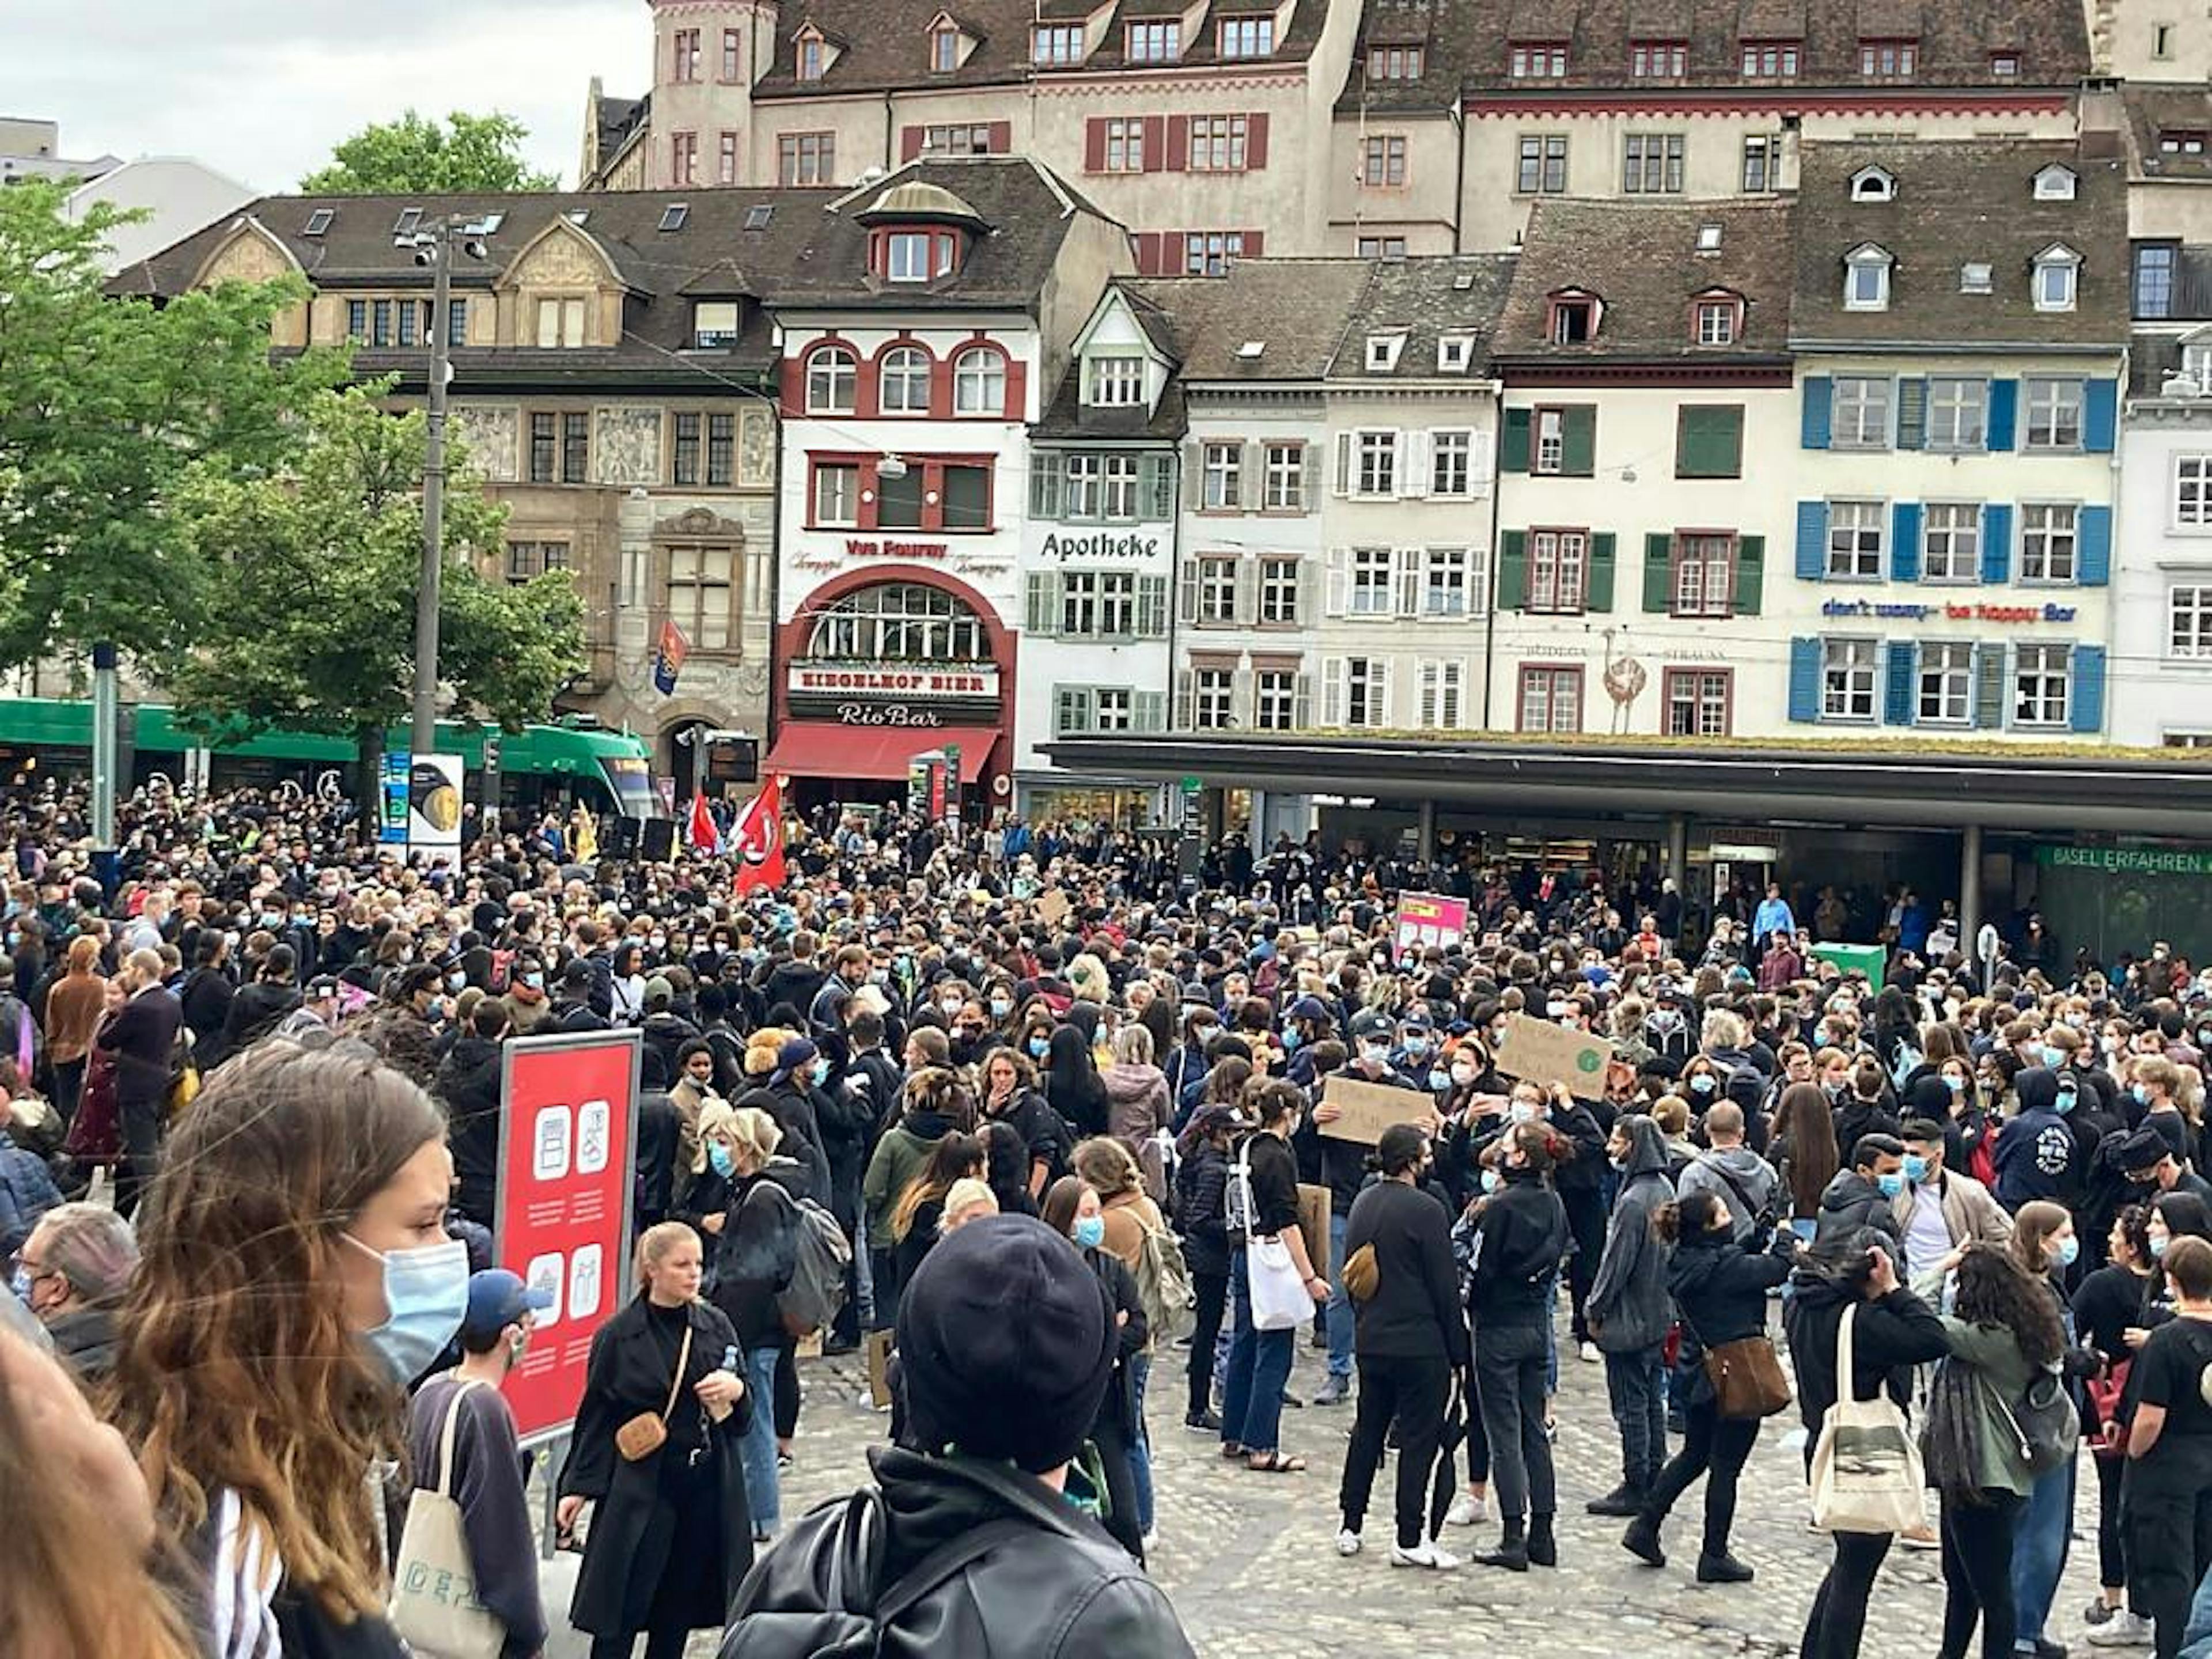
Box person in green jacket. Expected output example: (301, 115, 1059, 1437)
(860, 1068, 971, 1326)
(1926, 1244, 2065, 1659)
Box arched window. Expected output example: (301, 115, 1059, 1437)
(805, 345, 855, 414)
(952, 346, 1005, 415)
(806, 582, 988, 661)
(878, 345, 932, 414)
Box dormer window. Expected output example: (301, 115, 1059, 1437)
(797, 29, 827, 80)
(1033, 24, 1082, 64)
(930, 25, 959, 71)
(1630, 40, 1687, 78)
(1219, 16, 1274, 58)
(1693, 293, 1741, 344)
(1547, 290, 1599, 344)
(2162, 129, 2208, 155)
(1437, 332, 1474, 373)
(1369, 45, 1423, 79)
(1365, 332, 1406, 372)
(1991, 52, 2021, 77)
(1086, 355, 1145, 406)
(1858, 38, 1916, 77)
(1740, 40, 1800, 77)
(694, 301, 740, 348)
(1509, 41, 1568, 78)
(1126, 20, 1180, 62)
(1844, 244, 1893, 310)
(880, 228, 959, 282)
(1960, 262, 1993, 294)
(2033, 244, 2081, 312)
(2033, 164, 2078, 200)
(1850, 166, 1897, 203)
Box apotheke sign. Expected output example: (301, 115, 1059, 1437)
(1040, 530, 1163, 560)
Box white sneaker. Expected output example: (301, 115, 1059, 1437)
(1390, 1539, 1463, 1570)
(1578, 1340, 1601, 1363)
(1336, 1528, 1363, 1557)
(1142, 1529, 1160, 1555)
(1444, 1491, 1488, 1528)
(2088, 1612, 2154, 1647)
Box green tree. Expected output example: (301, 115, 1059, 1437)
(0, 179, 340, 670)
(162, 387, 588, 817)
(300, 111, 559, 194)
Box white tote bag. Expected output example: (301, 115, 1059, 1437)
(1808, 1303, 1926, 1536)
(389, 1380, 507, 1659)
(1237, 1138, 1311, 1332)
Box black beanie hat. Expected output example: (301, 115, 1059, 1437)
(895, 1214, 1116, 1474)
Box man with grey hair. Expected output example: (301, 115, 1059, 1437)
(18, 1202, 139, 1378)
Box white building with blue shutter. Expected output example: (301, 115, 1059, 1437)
(1783, 141, 2124, 743)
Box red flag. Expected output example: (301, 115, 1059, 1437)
(688, 791, 717, 852)
(730, 775, 786, 896)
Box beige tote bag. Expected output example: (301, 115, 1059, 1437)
(389, 1379, 507, 1659)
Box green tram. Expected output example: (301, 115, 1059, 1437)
(0, 699, 659, 820)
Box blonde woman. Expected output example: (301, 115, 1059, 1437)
(556, 1221, 752, 1659)
(940, 1176, 999, 1233)
(1104, 1023, 1171, 1202)
(1075, 1136, 1167, 1546)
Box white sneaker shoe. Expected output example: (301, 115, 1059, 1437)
(1444, 1491, 1488, 1528)
(1141, 1529, 1160, 1555)
(1390, 1539, 1463, 1570)
(2088, 1612, 2154, 1648)
(1578, 1340, 1601, 1363)
(1336, 1528, 1363, 1558)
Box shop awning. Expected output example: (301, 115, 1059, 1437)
(764, 723, 995, 783)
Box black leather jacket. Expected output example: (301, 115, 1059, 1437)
(720, 1446, 1194, 1659)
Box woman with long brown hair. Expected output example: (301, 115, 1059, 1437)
(104, 1039, 467, 1658)
(1771, 1081, 1842, 1239)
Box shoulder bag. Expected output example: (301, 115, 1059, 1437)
(1238, 1138, 1310, 1331)
(1676, 1293, 1791, 1420)
(389, 1380, 506, 1659)
(1994, 1360, 2080, 1476)
(1808, 1302, 1926, 1535)
(615, 1321, 694, 1462)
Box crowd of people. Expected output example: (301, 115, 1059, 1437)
(6, 776, 2212, 1657)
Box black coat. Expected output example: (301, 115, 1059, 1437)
(1344, 1177, 1468, 1365)
(435, 1033, 506, 1228)
(1666, 1225, 1793, 1408)
(557, 1296, 755, 1637)
(722, 1446, 1194, 1659)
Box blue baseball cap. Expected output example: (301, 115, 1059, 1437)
(461, 1269, 554, 1342)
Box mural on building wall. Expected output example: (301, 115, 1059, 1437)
(451, 406, 520, 482)
(596, 406, 661, 486)
(739, 407, 774, 488)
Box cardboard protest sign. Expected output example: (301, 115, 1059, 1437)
(865, 1329, 895, 1409)
(1494, 1012, 1613, 1093)
(1297, 1184, 1331, 1277)
(1033, 888, 1071, 930)
(1319, 1074, 1434, 1145)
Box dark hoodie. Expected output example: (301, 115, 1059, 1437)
(1993, 1065, 2075, 1212)
(1467, 1167, 1571, 1330)
(1815, 1165, 1903, 1248)
(435, 1033, 507, 1228)
(1783, 1270, 1948, 1437)
(1587, 1116, 1675, 1353)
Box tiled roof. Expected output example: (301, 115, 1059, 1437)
(1789, 139, 2128, 347)
(2120, 84, 2212, 184)
(1491, 198, 1794, 361)
(1323, 253, 1518, 377)
(755, 0, 1334, 97)
(1122, 260, 1379, 380)
(1362, 0, 2089, 100)
(1032, 374, 1188, 438)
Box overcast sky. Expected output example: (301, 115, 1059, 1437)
(2, 1, 652, 191)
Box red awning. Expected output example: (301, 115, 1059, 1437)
(763, 723, 996, 783)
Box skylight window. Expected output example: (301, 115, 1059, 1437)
(394, 207, 422, 234)
(744, 204, 774, 230)
(304, 208, 334, 236)
(660, 204, 690, 232)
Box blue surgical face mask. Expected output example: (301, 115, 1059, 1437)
(1073, 1214, 1106, 1251)
(2041, 1046, 2065, 1069)
(1944, 1074, 1966, 1094)
(1480, 1167, 1502, 1194)
(2056, 1235, 2081, 1268)
(812, 1058, 832, 1085)
(2056, 1088, 2077, 1116)
(1510, 1101, 1537, 1123)
(343, 1233, 469, 1385)
(1691, 1074, 1716, 1094)
(1902, 1154, 1929, 1184)
(1028, 1036, 1050, 1059)
(1282, 1027, 1303, 1052)
(2153, 1233, 2171, 1259)
(709, 1141, 736, 1179)
(8, 1265, 29, 1303)
(2134, 1083, 2152, 1106)
(1876, 1171, 1906, 1199)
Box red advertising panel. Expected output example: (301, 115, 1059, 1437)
(494, 1031, 639, 1446)
(1393, 892, 1470, 959)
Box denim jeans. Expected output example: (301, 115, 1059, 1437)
(1220, 1250, 1294, 1456)
(1324, 1210, 1354, 1382)
(740, 1344, 781, 1533)
(1128, 1353, 1156, 1535)
(1603, 1344, 1668, 1486)
(2009, 1453, 2074, 1647)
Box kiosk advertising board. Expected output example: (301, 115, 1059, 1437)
(494, 1030, 640, 1446)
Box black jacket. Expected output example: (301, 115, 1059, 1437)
(435, 1033, 507, 1228)
(719, 1447, 1195, 1659)
(1467, 1171, 1571, 1331)
(1815, 1168, 1903, 1247)
(557, 1296, 755, 1636)
(1666, 1225, 1793, 1408)
(1174, 1140, 1232, 1279)
(216, 978, 301, 1067)
(1344, 1178, 1467, 1365)
(1783, 1273, 1948, 1434)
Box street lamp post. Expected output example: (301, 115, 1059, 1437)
(400, 220, 488, 758)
